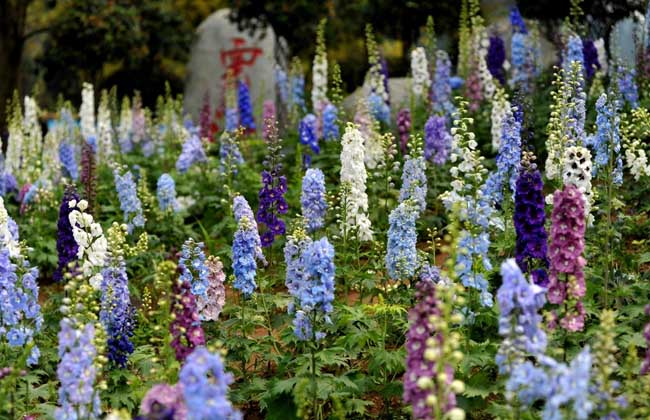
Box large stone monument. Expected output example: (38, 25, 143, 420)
(184, 8, 279, 124)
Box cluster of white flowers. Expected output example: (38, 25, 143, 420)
(97, 91, 114, 163)
(0, 197, 21, 258)
(5, 105, 23, 178)
(23, 96, 43, 173)
(594, 38, 608, 75)
(410, 47, 431, 99)
(41, 130, 61, 186)
(354, 100, 383, 169)
(118, 97, 132, 148)
(340, 123, 373, 241)
(80, 82, 96, 141)
(68, 199, 108, 289)
(562, 146, 594, 224)
(473, 25, 495, 100)
(625, 142, 650, 180)
(490, 88, 511, 151)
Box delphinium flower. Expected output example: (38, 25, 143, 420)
(199, 92, 212, 141)
(97, 90, 114, 163)
(424, 115, 452, 165)
(58, 143, 78, 181)
(353, 99, 384, 170)
(490, 87, 510, 151)
(621, 107, 650, 180)
(0, 197, 42, 365)
(232, 215, 259, 298)
(563, 34, 584, 75)
(513, 151, 549, 286)
(100, 255, 135, 368)
(440, 101, 495, 306)
(411, 46, 431, 100)
(299, 114, 319, 154)
(547, 185, 587, 332)
(291, 237, 335, 341)
(588, 94, 623, 185)
(257, 121, 289, 247)
(179, 347, 242, 420)
(284, 225, 312, 306)
(339, 123, 373, 241)
(397, 108, 411, 154)
(237, 80, 256, 133)
(487, 35, 506, 85)
(510, 6, 527, 34)
(80, 82, 97, 141)
(301, 168, 327, 232)
(562, 146, 594, 224)
(80, 141, 97, 212)
(179, 238, 209, 297)
(471, 16, 495, 102)
(176, 129, 208, 174)
(55, 187, 80, 282)
(68, 198, 108, 290)
(170, 278, 205, 362)
(386, 200, 419, 280)
(275, 64, 289, 106)
(195, 256, 226, 321)
(404, 277, 466, 420)
(321, 103, 339, 141)
(430, 50, 456, 119)
(262, 100, 276, 141)
(582, 39, 600, 80)
(545, 63, 586, 180)
(5, 94, 23, 181)
(365, 25, 390, 124)
(590, 310, 627, 419)
(55, 319, 101, 420)
(403, 275, 439, 419)
(157, 173, 179, 213)
(642, 305, 650, 375)
(311, 18, 328, 112)
(118, 96, 133, 154)
(139, 383, 187, 420)
(218, 131, 244, 176)
(464, 67, 483, 113)
(233, 195, 266, 265)
(0, 172, 18, 197)
(22, 96, 42, 182)
(481, 104, 521, 205)
(290, 57, 307, 115)
(495, 259, 547, 374)
(114, 167, 146, 233)
(399, 144, 427, 213)
(615, 63, 639, 109)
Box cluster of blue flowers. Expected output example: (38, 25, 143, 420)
(399, 156, 427, 213)
(301, 168, 328, 232)
(156, 173, 179, 212)
(487, 35, 506, 85)
(179, 347, 242, 420)
(582, 39, 601, 80)
(232, 215, 258, 298)
(55, 319, 101, 420)
(424, 115, 451, 165)
(59, 143, 78, 180)
(322, 103, 339, 141)
(563, 34, 585, 75)
(496, 259, 595, 420)
(113, 168, 145, 233)
(385, 200, 419, 280)
(237, 80, 256, 132)
(0, 247, 42, 365)
(431, 51, 456, 119)
(368, 92, 390, 124)
(589, 94, 623, 185)
(615, 64, 639, 109)
(233, 195, 266, 265)
(284, 232, 312, 305)
(481, 106, 522, 205)
(299, 114, 319, 154)
(289, 237, 335, 341)
(225, 108, 239, 132)
(275, 66, 289, 105)
(457, 230, 493, 306)
(510, 7, 527, 34)
(290, 71, 306, 113)
(176, 130, 208, 173)
(509, 7, 532, 90)
(100, 258, 135, 368)
(54, 187, 79, 282)
(179, 239, 210, 297)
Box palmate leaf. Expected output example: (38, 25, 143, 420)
(367, 347, 405, 376)
(344, 398, 373, 415)
(317, 347, 349, 368)
(271, 376, 300, 396)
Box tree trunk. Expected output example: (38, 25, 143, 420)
(0, 0, 29, 136)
